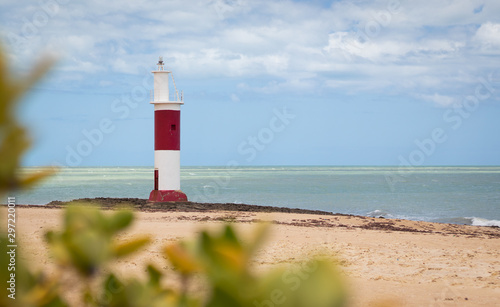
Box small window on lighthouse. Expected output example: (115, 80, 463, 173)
(171, 124, 176, 131)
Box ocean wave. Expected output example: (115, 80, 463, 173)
(366, 209, 395, 219)
(469, 217, 500, 227)
(434, 217, 500, 227)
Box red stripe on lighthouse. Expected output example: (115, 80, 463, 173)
(155, 110, 180, 150)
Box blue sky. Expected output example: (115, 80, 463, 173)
(1, 0, 500, 166)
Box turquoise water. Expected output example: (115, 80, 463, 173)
(12, 166, 500, 226)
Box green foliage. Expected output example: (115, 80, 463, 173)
(0, 43, 64, 307)
(0, 45, 56, 195)
(163, 224, 347, 307)
(99, 269, 175, 307)
(45, 205, 150, 277)
(0, 231, 67, 307)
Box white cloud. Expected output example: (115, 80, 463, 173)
(474, 22, 500, 53)
(60, 57, 104, 74)
(323, 30, 465, 63)
(1, 0, 499, 105)
(421, 93, 457, 107)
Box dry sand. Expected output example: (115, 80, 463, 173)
(8, 201, 500, 306)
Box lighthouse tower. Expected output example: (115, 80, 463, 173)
(148, 57, 188, 202)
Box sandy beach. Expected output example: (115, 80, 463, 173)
(9, 199, 500, 306)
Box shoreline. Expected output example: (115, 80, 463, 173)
(13, 196, 500, 227)
(12, 197, 500, 239)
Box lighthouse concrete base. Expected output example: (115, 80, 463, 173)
(148, 190, 188, 202)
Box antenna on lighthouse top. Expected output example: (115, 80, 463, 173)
(157, 56, 164, 71)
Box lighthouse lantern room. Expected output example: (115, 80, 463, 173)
(148, 56, 188, 202)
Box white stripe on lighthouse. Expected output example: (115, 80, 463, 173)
(154, 104, 181, 110)
(155, 150, 181, 190)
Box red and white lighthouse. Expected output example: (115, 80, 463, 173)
(148, 57, 188, 202)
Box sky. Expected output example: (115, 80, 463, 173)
(1, 0, 500, 166)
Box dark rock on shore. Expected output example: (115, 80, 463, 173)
(41, 197, 343, 216)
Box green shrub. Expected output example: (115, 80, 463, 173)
(0, 45, 56, 195)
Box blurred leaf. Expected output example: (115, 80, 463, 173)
(147, 265, 162, 288)
(46, 206, 143, 277)
(213, 244, 245, 273)
(67, 230, 111, 276)
(112, 236, 150, 258)
(164, 243, 201, 275)
(107, 210, 134, 232)
(64, 205, 106, 232)
(0, 44, 56, 196)
(286, 260, 347, 307)
(45, 231, 72, 266)
(222, 224, 240, 245)
(19, 167, 59, 190)
(21, 274, 68, 307)
(100, 272, 190, 307)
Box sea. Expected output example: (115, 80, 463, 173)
(12, 166, 500, 227)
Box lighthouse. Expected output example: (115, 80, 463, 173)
(148, 57, 188, 202)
